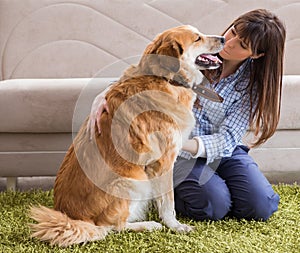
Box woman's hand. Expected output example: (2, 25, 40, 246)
(87, 92, 109, 140)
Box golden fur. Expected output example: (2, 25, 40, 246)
(29, 25, 224, 247)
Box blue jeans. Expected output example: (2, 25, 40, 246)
(173, 145, 279, 221)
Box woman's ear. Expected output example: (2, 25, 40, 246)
(251, 52, 265, 59)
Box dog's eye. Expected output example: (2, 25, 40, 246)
(195, 36, 202, 42)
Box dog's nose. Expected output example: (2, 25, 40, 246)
(220, 37, 225, 44)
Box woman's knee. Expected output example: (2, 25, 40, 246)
(174, 175, 231, 221)
(232, 186, 280, 221)
(218, 147, 280, 221)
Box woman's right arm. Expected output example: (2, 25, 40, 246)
(87, 85, 111, 140)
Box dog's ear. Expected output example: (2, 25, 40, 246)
(143, 37, 163, 55)
(139, 37, 183, 77)
(156, 41, 182, 72)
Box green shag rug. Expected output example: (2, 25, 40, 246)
(0, 184, 299, 253)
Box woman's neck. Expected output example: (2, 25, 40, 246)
(219, 59, 244, 80)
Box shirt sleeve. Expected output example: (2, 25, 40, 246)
(199, 97, 251, 164)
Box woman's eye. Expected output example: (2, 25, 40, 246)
(240, 42, 248, 49)
(195, 36, 201, 42)
(232, 27, 248, 49)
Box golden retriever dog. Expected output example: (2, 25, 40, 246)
(29, 25, 224, 247)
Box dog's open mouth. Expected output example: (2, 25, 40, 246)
(195, 54, 222, 69)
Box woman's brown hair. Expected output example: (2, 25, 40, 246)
(213, 9, 286, 146)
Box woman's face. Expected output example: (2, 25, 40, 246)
(219, 26, 253, 62)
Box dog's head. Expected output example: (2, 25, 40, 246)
(139, 25, 224, 88)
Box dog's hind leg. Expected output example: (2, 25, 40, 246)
(125, 221, 162, 232)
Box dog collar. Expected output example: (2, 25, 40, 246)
(192, 85, 223, 103)
(168, 79, 223, 103)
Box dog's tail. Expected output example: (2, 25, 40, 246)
(29, 205, 111, 247)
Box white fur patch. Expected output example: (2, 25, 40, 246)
(127, 180, 152, 222)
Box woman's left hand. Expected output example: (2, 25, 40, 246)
(87, 92, 109, 140)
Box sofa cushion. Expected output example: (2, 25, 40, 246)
(0, 78, 112, 133)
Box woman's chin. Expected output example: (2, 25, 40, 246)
(219, 50, 229, 60)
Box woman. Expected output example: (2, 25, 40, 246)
(88, 9, 286, 221)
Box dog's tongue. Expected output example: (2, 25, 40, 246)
(201, 54, 222, 64)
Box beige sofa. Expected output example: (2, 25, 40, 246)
(1, 0, 299, 190)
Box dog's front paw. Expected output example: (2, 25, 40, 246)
(125, 221, 163, 232)
(173, 223, 194, 233)
(145, 221, 163, 231)
(163, 217, 194, 233)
